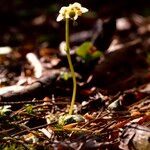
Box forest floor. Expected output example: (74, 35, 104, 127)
(0, 1, 149, 149)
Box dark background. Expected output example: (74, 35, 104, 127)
(0, 0, 149, 48)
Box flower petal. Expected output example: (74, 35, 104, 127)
(81, 7, 88, 13)
(72, 2, 81, 8)
(73, 14, 78, 20)
(56, 14, 64, 22)
(59, 6, 67, 13)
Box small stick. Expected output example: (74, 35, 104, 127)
(26, 53, 43, 78)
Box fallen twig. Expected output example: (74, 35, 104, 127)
(0, 71, 59, 102)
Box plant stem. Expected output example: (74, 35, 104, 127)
(65, 18, 77, 115)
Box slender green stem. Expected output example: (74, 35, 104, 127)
(65, 18, 77, 115)
(65, 18, 70, 53)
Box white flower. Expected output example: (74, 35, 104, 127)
(56, 2, 88, 22)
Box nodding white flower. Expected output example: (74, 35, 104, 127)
(56, 2, 88, 22)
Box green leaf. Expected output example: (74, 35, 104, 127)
(58, 114, 85, 126)
(60, 71, 72, 81)
(92, 51, 102, 59)
(25, 104, 34, 114)
(76, 41, 92, 59)
(76, 41, 102, 61)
